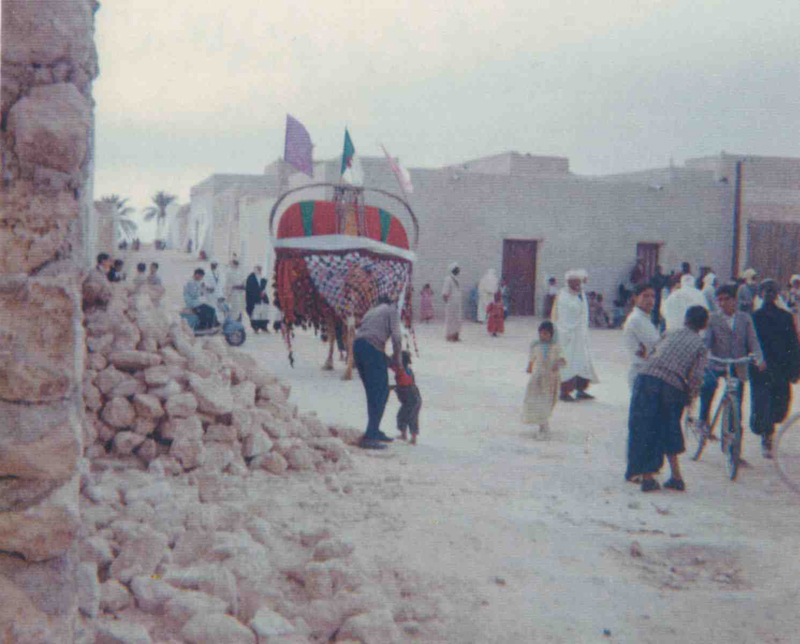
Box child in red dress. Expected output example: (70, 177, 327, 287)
(486, 291, 505, 336)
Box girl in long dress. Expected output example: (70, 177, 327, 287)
(523, 321, 566, 437)
(420, 283, 435, 322)
(442, 262, 463, 342)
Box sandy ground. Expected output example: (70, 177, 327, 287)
(120, 248, 800, 643)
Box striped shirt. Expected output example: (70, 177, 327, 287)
(640, 327, 707, 397)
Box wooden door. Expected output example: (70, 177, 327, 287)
(636, 243, 660, 282)
(747, 221, 800, 287)
(502, 239, 537, 316)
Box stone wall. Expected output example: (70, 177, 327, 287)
(1, 0, 99, 641)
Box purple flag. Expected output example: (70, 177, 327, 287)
(284, 114, 314, 177)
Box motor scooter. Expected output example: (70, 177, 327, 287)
(180, 299, 246, 347)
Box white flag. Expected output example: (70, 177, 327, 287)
(381, 144, 413, 194)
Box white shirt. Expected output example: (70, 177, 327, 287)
(623, 307, 660, 370)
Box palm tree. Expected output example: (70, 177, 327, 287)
(100, 194, 138, 242)
(143, 191, 177, 244)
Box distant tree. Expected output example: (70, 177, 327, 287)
(142, 191, 177, 243)
(100, 194, 138, 242)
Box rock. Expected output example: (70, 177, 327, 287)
(143, 365, 171, 386)
(231, 381, 257, 409)
(257, 452, 288, 475)
(160, 346, 188, 367)
(328, 424, 363, 446)
(100, 579, 133, 613)
(87, 353, 109, 371)
(84, 382, 103, 411)
(109, 378, 147, 398)
(87, 332, 115, 354)
(79, 536, 115, 566)
(336, 609, 401, 644)
(7, 83, 92, 174)
(95, 365, 128, 395)
(172, 531, 216, 567)
(110, 320, 142, 352)
(135, 302, 171, 346)
(82, 505, 120, 531)
(133, 393, 165, 419)
(313, 538, 355, 562)
(138, 337, 159, 353)
(94, 620, 153, 644)
(161, 415, 203, 441)
(0, 505, 78, 561)
(165, 392, 198, 418)
(180, 613, 256, 644)
(284, 446, 315, 471)
(101, 397, 135, 429)
(188, 374, 234, 415)
(109, 528, 169, 583)
(171, 435, 206, 470)
(170, 322, 197, 358)
(149, 379, 183, 401)
(250, 608, 296, 643)
(77, 562, 100, 618)
(301, 413, 330, 438)
(163, 564, 238, 614)
(133, 417, 157, 436)
(202, 444, 237, 472)
(205, 424, 238, 443)
(164, 590, 228, 627)
(113, 431, 146, 456)
(242, 431, 273, 459)
(186, 352, 216, 378)
(130, 574, 179, 614)
(122, 481, 172, 506)
(83, 483, 120, 505)
(108, 350, 162, 370)
(136, 438, 159, 463)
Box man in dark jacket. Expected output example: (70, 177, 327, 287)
(245, 265, 269, 333)
(751, 279, 800, 458)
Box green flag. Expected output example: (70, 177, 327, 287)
(341, 128, 355, 175)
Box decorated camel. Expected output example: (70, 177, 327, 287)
(270, 183, 419, 380)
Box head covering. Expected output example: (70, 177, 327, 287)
(742, 267, 757, 279)
(447, 262, 459, 275)
(210, 258, 218, 266)
(576, 269, 588, 280)
(565, 269, 582, 281)
(702, 272, 717, 289)
(791, 274, 800, 285)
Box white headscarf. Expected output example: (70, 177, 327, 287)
(447, 262, 459, 275)
(478, 268, 499, 293)
(702, 272, 717, 289)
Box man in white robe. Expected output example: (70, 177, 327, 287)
(552, 269, 599, 401)
(663, 274, 708, 333)
(477, 268, 498, 323)
(225, 257, 246, 321)
(442, 262, 463, 342)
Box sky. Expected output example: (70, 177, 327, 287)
(93, 0, 800, 239)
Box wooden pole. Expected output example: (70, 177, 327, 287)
(731, 160, 743, 279)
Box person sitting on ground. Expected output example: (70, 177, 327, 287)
(626, 305, 709, 493)
(390, 350, 422, 445)
(698, 284, 765, 444)
(132, 262, 148, 288)
(184, 268, 218, 330)
(523, 321, 566, 439)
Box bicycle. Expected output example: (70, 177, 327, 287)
(684, 355, 754, 481)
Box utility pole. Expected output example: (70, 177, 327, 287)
(731, 160, 743, 279)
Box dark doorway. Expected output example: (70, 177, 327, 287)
(636, 243, 660, 282)
(502, 239, 537, 316)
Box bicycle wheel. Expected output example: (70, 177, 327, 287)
(720, 399, 741, 481)
(775, 413, 800, 495)
(684, 412, 706, 461)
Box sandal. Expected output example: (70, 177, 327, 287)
(663, 478, 686, 492)
(641, 479, 660, 492)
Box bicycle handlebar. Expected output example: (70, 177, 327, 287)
(708, 355, 755, 365)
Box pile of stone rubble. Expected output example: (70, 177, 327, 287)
(76, 286, 406, 644)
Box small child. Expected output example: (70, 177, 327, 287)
(486, 291, 505, 336)
(391, 350, 422, 445)
(420, 283, 435, 322)
(523, 321, 566, 438)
